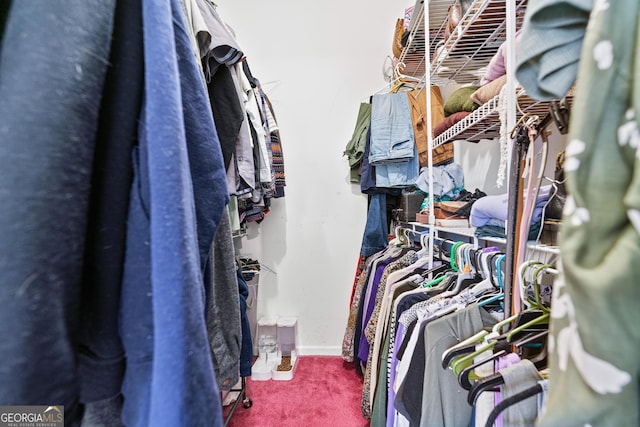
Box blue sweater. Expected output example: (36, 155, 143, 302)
(120, 0, 228, 425)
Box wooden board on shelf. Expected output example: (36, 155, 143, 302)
(435, 218, 470, 228)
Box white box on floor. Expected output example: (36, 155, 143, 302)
(277, 316, 297, 356)
(257, 316, 278, 345)
(270, 317, 297, 381)
(252, 316, 279, 381)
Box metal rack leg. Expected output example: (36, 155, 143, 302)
(223, 377, 252, 427)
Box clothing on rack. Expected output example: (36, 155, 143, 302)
(185, 0, 286, 224)
(220, 267, 254, 426)
(0, 1, 275, 425)
(360, 126, 379, 194)
(518, 1, 640, 426)
(360, 194, 390, 258)
(369, 93, 415, 165)
(384, 282, 433, 427)
(0, 2, 116, 423)
(226, 63, 257, 196)
(346, 221, 558, 427)
(499, 359, 543, 426)
(361, 251, 420, 418)
(345, 233, 514, 425)
(78, 0, 144, 405)
(119, 0, 228, 424)
(472, 346, 498, 427)
(343, 255, 380, 364)
(207, 64, 244, 170)
(237, 270, 254, 378)
(344, 102, 373, 183)
(357, 255, 397, 365)
(395, 304, 498, 427)
(354, 248, 403, 377)
(192, 0, 243, 79)
(370, 273, 425, 426)
(239, 65, 272, 187)
(370, 93, 420, 188)
(206, 211, 242, 391)
(491, 353, 523, 427)
(407, 86, 453, 167)
(346, 82, 454, 193)
(262, 91, 287, 198)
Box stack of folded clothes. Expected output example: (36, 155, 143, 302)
(470, 185, 552, 239)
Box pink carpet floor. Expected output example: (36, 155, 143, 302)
(224, 356, 370, 427)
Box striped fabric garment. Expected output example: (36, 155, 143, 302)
(263, 94, 286, 198)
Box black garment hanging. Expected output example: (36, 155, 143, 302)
(78, 0, 144, 407)
(0, 0, 11, 48)
(207, 65, 244, 170)
(0, 1, 117, 423)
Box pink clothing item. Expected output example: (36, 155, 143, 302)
(480, 30, 523, 86)
(404, 6, 414, 30)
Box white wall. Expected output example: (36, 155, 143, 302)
(454, 122, 566, 196)
(217, 0, 406, 355)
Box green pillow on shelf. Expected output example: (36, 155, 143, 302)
(443, 85, 481, 116)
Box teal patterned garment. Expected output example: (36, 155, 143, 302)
(518, 1, 640, 425)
